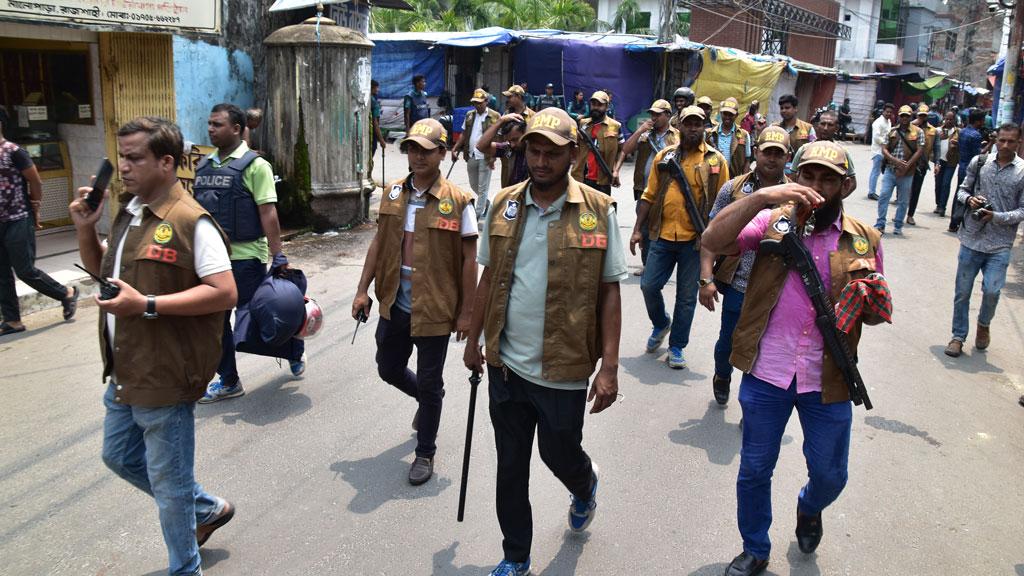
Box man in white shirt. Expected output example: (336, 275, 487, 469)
(452, 89, 500, 219)
(868, 103, 894, 200)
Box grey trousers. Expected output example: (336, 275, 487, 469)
(466, 157, 493, 219)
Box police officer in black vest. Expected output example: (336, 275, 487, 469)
(404, 74, 431, 130)
(194, 103, 302, 404)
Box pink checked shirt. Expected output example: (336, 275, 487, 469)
(736, 209, 885, 393)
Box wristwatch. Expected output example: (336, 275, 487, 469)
(143, 295, 158, 320)
(698, 277, 715, 288)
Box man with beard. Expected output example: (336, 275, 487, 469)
(572, 91, 623, 194)
(706, 97, 751, 178)
(670, 86, 695, 130)
(630, 105, 729, 370)
(703, 140, 888, 576)
(352, 118, 478, 485)
(876, 105, 924, 235)
(616, 99, 679, 269)
(906, 105, 938, 226)
(698, 126, 791, 406)
(502, 84, 535, 122)
(463, 107, 626, 576)
(792, 110, 858, 191)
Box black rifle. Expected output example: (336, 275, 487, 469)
(656, 150, 706, 235)
(759, 226, 873, 410)
(457, 370, 482, 522)
(579, 123, 614, 181)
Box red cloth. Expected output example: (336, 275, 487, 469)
(586, 124, 600, 180)
(834, 273, 893, 334)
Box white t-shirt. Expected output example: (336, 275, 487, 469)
(871, 115, 891, 155)
(106, 196, 232, 341)
(467, 113, 486, 160)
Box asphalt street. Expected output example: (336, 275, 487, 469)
(2, 141, 1023, 576)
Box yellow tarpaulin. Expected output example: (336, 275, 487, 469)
(691, 49, 787, 117)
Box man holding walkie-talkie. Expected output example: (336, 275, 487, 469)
(630, 105, 729, 370)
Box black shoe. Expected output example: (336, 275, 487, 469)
(795, 510, 823, 553)
(62, 286, 79, 321)
(724, 551, 768, 576)
(712, 375, 730, 406)
(867, 193, 879, 200)
(408, 456, 433, 485)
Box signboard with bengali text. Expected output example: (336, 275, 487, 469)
(1, 0, 220, 34)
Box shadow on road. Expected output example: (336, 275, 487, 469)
(201, 548, 230, 570)
(431, 542, 489, 575)
(197, 374, 311, 427)
(329, 436, 452, 514)
(1015, 563, 1023, 575)
(864, 415, 941, 447)
(687, 562, 780, 576)
(927, 344, 1005, 375)
(538, 530, 590, 575)
(668, 401, 742, 466)
(786, 540, 821, 576)
(620, 354, 707, 387)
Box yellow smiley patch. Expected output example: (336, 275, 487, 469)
(578, 211, 598, 231)
(852, 235, 869, 255)
(707, 156, 719, 167)
(438, 198, 454, 215)
(153, 222, 173, 244)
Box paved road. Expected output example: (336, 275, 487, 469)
(3, 142, 1023, 576)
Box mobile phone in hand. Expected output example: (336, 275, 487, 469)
(86, 159, 114, 212)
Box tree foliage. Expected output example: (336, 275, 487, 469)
(370, 0, 600, 33)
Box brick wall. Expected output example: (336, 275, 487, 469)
(689, 0, 839, 68)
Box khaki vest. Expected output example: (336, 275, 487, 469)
(918, 123, 937, 167)
(572, 116, 622, 186)
(706, 125, 750, 179)
(99, 183, 229, 407)
(938, 126, 960, 164)
(646, 143, 724, 242)
(713, 171, 790, 285)
(376, 174, 474, 337)
(483, 178, 614, 381)
(730, 207, 882, 404)
(774, 118, 814, 152)
(633, 127, 679, 192)
(464, 108, 501, 158)
(885, 124, 924, 166)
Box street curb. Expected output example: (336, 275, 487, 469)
(18, 275, 98, 317)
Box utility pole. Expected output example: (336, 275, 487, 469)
(998, 0, 1024, 124)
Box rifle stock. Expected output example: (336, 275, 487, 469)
(657, 151, 706, 235)
(579, 123, 615, 182)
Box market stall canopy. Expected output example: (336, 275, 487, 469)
(903, 74, 952, 101)
(269, 0, 412, 11)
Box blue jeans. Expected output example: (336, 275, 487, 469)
(868, 153, 884, 196)
(934, 160, 957, 214)
(875, 169, 913, 231)
(951, 245, 1011, 341)
(736, 374, 852, 560)
(102, 384, 224, 575)
(641, 239, 700, 349)
(713, 283, 745, 380)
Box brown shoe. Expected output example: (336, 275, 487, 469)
(944, 339, 963, 357)
(975, 325, 990, 350)
(906, 216, 916, 226)
(197, 500, 234, 547)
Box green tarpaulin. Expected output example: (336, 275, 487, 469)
(903, 75, 952, 103)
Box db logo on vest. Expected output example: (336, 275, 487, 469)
(145, 244, 178, 263)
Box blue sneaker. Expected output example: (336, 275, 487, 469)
(667, 347, 687, 369)
(290, 354, 306, 377)
(568, 463, 598, 532)
(489, 558, 531, 576)
(645, 318, 671, 353)
(198, 378, 245, 404)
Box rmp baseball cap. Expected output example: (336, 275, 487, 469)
(916, 104, 930, 115)
(522, 107, 578, 146)
(648, 99, 672, 114)
(401, 118, 448, 150)
(590, 91, 610, 104)
(898, 105, 913, 116)
(697, 95, 714, 107)
(470, 89, 488, 103)
(795, 140, 849, 176)
(720, 97, 739, 115)
(757, 126, 791, 152)
(679, 105, 706, 121)
(502, 85, 526, 97)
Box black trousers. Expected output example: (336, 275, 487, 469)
(488, 365, 593, 563)
(908, 165, 927, 218)
(583, 178, 612, 195)
(376, 306, 448, 458)
(0, 216, 67, 322)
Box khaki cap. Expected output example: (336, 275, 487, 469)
(470, 88, 488, 103)
(679, 105, 706, 121)
(590, 91, 610, 104)
(401, 118, 448, 150)
(757, 125, 791, 152)
(795, 140, 849, 176)
(502, 84, 526, 97)
(916, 104, 930, 115)
(648, 99, 672, 114)
(523, 107, 578, 146)
(898, 105, 913, 116)
(697, 95, 714, 107)
(720, 97, 739, 115)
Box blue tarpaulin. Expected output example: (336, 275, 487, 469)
(371, 41, 445, 100)
(435, 26, 519, 47)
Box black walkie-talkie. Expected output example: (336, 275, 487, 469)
(74, 264, 121, 300)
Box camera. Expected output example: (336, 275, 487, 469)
(971, 202, 994, 219)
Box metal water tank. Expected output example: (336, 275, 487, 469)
(265, 16, 374, 228)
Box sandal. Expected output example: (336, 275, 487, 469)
(0, 322, 27, 336)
